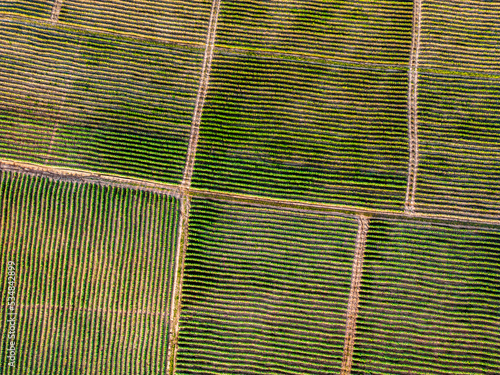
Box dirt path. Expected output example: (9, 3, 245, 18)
(2, 159, 500, 226)
(181, 0, 221, 189)
(405, 0, 423, 214)
(50, 0, 64, 24)
(340, 215, 370, 375)
(166, 195, 191, 375)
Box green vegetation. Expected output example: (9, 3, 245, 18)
(0, 1, 53, 18)
(216, 0, 414, 64)
(416, 73, 500, 218)
(192, 52, 409, 209)
(0, 171, 180, 374)
(420, 0, 500, 74)
(58, 0, 212, 44)
(176, 198, 358, 374)
(352, 219, 500, 374)
(0, 20, 203, 183)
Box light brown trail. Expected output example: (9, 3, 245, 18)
(405, 0, 423, 214)
(340, 215, 370, 375)
(181, 0, 221, 189)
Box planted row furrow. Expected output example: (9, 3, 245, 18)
(0, 171, 180, 374)
(0, 20, 203, 183)
(192, 51, 410, 210)
(176, 198, 360, 374)
(352, 219, 500, 374)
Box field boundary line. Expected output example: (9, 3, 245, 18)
(1, 159, 499, 226)
(166, 195, 191, 375)
(0, 159, 181, 198)
(50, 0, 63, 23)
(181, 0, 221, 189)
(405, 0, 423, 214)
(340, 215, 369, 375)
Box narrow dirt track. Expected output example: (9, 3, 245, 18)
(181, 0, 221, 189)
(340, 215, 370, 375)
(405, 0, 422, 214)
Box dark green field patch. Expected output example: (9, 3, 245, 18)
(177, 198, 358, 375)
(192, 52, 409, 210)
(352, 219, 500, 375)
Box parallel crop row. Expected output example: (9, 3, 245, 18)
(59, 0, 212, 44)
(420, 0, 500, 74)
(352, 219, 500, 374)
(0, 0, 53, 18)
(416, 73, 500, 218)
(0, 20, 203, 183)
(0, 171, 180, 374)
(192, 52, 409, 210)
(216, 0, 414, 65)
(176, 198, 359, 374)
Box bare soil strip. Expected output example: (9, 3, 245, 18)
(181, 0, 221, 189)
(50, 0, 63, 24)
(0, 159, 181, 198)
(2, 159, 499, 226)
(405, 0, 422, 214)
(166, 195, 190, 375)
(341, 215, 370, 375)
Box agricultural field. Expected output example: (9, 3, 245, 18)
(419, 0, 500, 74)
(0, 1, 54, 18)
(215, 0, 414, 65)
(416, 74, 500, 218)
(0, 171, 180, 374)
(176, 198, 359, 374)
(0, 20, 203, 183)
(352, 219, 500, 374)
(192, 51, 409, 210)
(58, 0, 212, 44)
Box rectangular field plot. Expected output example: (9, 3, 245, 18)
(352, 219, 500, 375)
(192, 52, 409, 210)
(0, 0, 54, 18)
(415, 74, 500, 218)
(216, 0, 413, 65)
(176, 198, 359, 374)
(0, 20, 203, 183)
(419, 0, 500, 74)
(0, 171, 180, 374)
(58, 0, 212, 44)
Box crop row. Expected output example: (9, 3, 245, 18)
(415, 73, 500, 218)
(216, 0, 414, 65)
(0, 20, 203, 183)
(0, 0, 53, 18)
(192, 51, 409, 210)
(0, 171, 180, 374)
(420, 0, 500, 74)
(352, 219, 500, 375)
(176, 198, 359, 374)
(59, 0, 211, 45)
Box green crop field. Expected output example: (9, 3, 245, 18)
(0, 0, 499, 373)
(192, 52, 409, 210)
(215, 0, 414, 65)
(352, 219, 500, 374)
(58, 0, 212, 44)
(0, 1, 54, 18)
(176, 198, 358, 374)
(0, 20, 203, 183)
(0, 171, 180, 374)
(416, 74, 500, 218)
